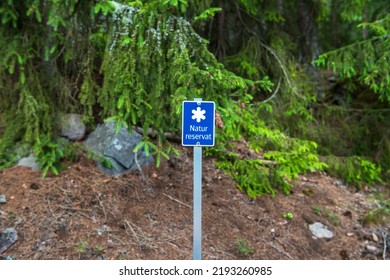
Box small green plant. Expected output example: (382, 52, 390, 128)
(75, 240, 89, 254)
(7, 211, 15, 220)
(98, 157, 114, 169)
(311, 205, 340, 226)
(133, 139, 175, 168)
(93, 245, 104, 255)
(361, 195, 390, 226)
(324, 209, 340, 226)
(62, 141, 82, 163)
(282, 212, 294, 219)
(236, 238, 254, 258)
(312, 205, 322, 215)
(34, 135, 64, 178)
(87, 151, 114, 169)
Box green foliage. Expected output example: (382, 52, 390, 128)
(282, 212, 294, 219)
(322, 156, 382, 187)
(192, 7, 222, 26)
(86, 151, 114, 169)
(209, 102, 326, 197)
(263, 140, 327, 181)
(235, 238, 254, 258)
(98, 157, 114, 169)
(323, 209, 340, 227)
(0, 0, 112, 173)
(215, 157, 279, 197)
(315, 12, 390, 102)
(61, 142, 83, 163)
(133, 138, 178, 168)
(33, 136, 64, 178)
(361, 195, 390, 226)
(1, 0, 386, 199)
(75, 240, 89, 254)
(93, 245, 105, 255)
(312, 205, 322, 215)
(7, 211, 15, 220)
(311, 204, 340, 226)
(98, 3, 271, 173)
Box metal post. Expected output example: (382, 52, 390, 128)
(193, 98, 202, 260)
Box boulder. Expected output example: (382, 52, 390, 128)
(84, 121, 153, 175)
(60, 113, 86, 141)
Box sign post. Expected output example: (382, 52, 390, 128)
(182, 98, 215, 260)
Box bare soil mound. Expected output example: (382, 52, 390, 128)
(0, 144, 388, 260)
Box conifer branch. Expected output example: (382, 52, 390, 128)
(259, 78, 282, 104)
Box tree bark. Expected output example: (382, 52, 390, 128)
(295, 0, 320, 63)
(331, 0, 340, 48)
(216, 1, 226, 60)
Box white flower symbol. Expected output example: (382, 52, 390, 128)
(192, 107, 206, 123)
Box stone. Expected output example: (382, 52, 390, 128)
(309, 222, 334, 239)
(84, 121, 153, 175)
(0, 228, 18, 254)
(335, 180, 346, 187)
(17, 154, 40, 170)
(365, 245, 378, 254)
(60, 113, 86, 141)
(0, 195, 6, 204)
(372, 233, 379, 242)
(301, 182, 317, 188)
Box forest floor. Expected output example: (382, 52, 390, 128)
(0, 143, 389, 260)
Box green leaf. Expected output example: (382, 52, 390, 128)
(51, 165, 59, 176)
(20, 72, 26, 84)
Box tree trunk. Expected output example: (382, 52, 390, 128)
(278, 0, 285, 28)
(331, 0, 340, 48)
(216, 1, 226, 60)
(295, 0, 320, 63)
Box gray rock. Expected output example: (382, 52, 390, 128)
(309, 222, 334, 239)
(365, 245, 378, 254)
(17, 154, 40, 170)
(335, 180, 346, 187)
(84, 121, 153, 175)
(0, 195, 6, 204)
(60, 113, 86, 141)
(301, 182, 318, 188)
(0, 228, 18, 254)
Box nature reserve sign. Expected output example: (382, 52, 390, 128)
(182, 101, 215, 147)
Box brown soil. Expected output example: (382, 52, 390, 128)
(0, 144, 389, 260)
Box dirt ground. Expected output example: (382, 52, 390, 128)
(0, 143, 389, 260)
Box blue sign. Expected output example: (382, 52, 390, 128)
(182, 101, 215, 147)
